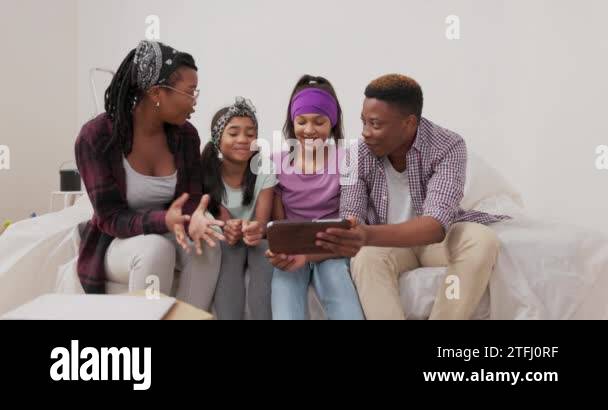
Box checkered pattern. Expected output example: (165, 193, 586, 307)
(340, 117, 510, 231)
(75, 114, 203, 293)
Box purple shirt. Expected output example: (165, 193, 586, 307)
(340, 117, 511, 231)
(273, 150, 342, 221)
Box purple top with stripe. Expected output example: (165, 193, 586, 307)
(273, 149, 344, 222)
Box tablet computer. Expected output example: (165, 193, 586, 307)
(266, 219, 351, 255)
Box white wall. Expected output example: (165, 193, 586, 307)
(71, 0, 606, 234)
(0, 0, 78, 222)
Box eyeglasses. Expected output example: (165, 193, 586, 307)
(157, 85, 200, 101)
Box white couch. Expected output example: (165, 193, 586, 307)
(2, 152, 607, 319)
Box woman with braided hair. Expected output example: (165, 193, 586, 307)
(75, 40, 224, 311)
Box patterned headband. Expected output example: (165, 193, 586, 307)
(133, 40, 181, 91)
(211, 97, 258, 148)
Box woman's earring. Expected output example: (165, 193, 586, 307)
(217, 151, 224, 160)
(155, 101, 160, 109)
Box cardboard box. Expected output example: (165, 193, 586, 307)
(127, 291, 214, 320)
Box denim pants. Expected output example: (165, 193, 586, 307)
(271, 257, 364, 320)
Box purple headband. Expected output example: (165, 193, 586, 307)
(290, 88, 339, 127)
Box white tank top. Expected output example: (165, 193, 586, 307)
(123, 157, 177, 211)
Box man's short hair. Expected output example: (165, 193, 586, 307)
(364, 74, 423, 121)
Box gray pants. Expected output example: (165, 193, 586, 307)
(214, 240, 273, 320)
(105, 233, 221, 312)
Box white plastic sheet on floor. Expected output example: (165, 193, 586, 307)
(1, 153, 607, 319)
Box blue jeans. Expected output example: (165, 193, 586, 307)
(271, 258, 364, 320)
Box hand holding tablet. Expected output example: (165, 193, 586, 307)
(266, 219, 351, 255)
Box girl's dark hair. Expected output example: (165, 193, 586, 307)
(283, 74, 344, 143)
(201, 108, 258, 217)
(104, 48, 197, 155)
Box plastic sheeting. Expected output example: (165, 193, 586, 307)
(0, 196, 91, 315)
(1, 153, 607, 319)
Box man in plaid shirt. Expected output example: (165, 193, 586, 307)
(317, 74, 510, 320)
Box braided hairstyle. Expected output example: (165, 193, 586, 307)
(103, 48, 197, 155)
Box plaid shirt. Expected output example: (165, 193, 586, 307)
(340, 117, 510, 231)
(75, 114, 203, 294)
